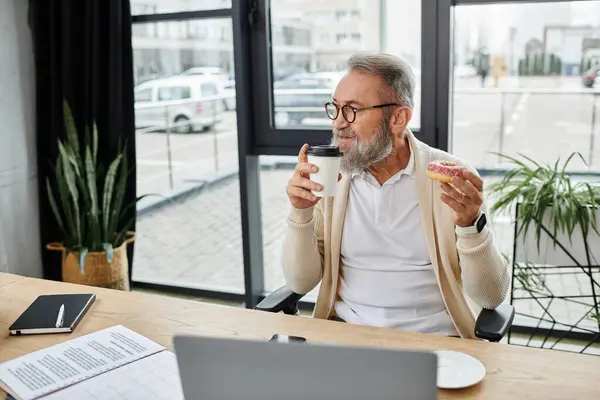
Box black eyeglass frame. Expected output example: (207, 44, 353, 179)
(324, 101, 402, 123)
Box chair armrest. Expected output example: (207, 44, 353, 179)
(474, 304, 515, 342)
(255, 285, 305, 315)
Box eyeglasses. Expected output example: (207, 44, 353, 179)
(324, 101, 401, 123)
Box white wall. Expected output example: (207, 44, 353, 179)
(0, 0, 43, 277)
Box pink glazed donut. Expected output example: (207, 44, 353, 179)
(426, 160, 466, 183)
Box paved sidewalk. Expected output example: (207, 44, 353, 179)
(133, 168, 294, 294)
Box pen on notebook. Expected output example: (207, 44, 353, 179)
(56, 304, 65, 328)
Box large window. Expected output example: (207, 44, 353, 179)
(446, 0, 600, 345)
(131, 15, 243, 294)
(450, 1, 600, 173)
(270, 0, 421, 131)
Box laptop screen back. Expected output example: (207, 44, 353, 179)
(173, 335, 437, 400)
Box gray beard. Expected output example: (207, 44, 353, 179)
(330, 118, 393, 174)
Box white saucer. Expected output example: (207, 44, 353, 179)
(433, 350, 486, 389)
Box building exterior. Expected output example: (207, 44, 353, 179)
(131, 0, 314, 85)
(132, 19, 233, 84)
(454, 2, 600, 76)
(273, 0, 383, 72)
(270, 19, 314, 77)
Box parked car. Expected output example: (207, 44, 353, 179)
(274, 71, 344, 89)
(134, 76, 225, 133)
(180, 67, 229, 82)
(273, 90, 333, 126)
(272, 72, 344, 125)
(582, 66, 599, 88)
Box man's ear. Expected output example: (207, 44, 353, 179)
(391, 106, 411, 134)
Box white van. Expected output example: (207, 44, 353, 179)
(180, 67, 229, 83)
(134, 76, 225, 133)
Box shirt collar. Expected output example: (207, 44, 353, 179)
(351, 146, 416, 181)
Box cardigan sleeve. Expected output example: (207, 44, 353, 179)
(280, 203, 325, 294)
(456, 202, 511, 309)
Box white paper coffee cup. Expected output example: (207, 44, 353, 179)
(307, 145, 342, 197)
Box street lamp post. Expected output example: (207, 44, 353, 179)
(509, 27, 516, 76)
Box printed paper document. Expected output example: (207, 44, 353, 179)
(0, 325, 167, 400)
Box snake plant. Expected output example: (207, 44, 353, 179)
(46, 100, 135, 273)
(488, 152, 600, 251)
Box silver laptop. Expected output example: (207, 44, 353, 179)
(173, 334, 437, 400)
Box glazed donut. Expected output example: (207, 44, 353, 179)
(426, 160, 465, 183)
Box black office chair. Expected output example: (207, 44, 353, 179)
(256, 285, 515, 342)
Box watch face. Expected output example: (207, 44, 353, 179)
(476, 213, 487, 232)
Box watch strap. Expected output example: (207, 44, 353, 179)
(456, 212, 486, 235)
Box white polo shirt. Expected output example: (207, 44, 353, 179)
(334, 150, 458, 336)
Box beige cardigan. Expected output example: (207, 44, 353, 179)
(281, 130, 510, 339)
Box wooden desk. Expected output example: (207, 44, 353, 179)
(1, 273, 599, 399)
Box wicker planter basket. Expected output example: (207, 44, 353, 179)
(47, 232, 135, 291)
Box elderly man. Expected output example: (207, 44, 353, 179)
(282, 52, 509, 339)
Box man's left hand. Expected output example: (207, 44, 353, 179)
(439, 170, 484, 228)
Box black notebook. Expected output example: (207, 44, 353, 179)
(9, 293, 96, 336)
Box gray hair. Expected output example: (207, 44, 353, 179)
(347, 52, 416, 110)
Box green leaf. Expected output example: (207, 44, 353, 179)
(46, 178, 66, 235)
(56, 156, 76, 240)
(108, 147, 128, 243)
(114, 217, 135, 247)
(85, 145, 100, 247)
(85, 125, 91, 153)
(57, 139, 81, 179)
(518, 152, 542, 169)
(92, 122, 98, 166)
(62, 100, 83, 172)
(103, 243, 114, 264)
(101, 154, 123, 241)
(119, 193, 161, 222)
(78, 247, 88, 276)
(59, 145, 81, 245)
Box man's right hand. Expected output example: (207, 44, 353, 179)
(286, 144, 323, 209)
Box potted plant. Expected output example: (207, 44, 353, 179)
(489, 152, 600, 248)
(46, 100, 135, 290)
(488, 152, 600, 353)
